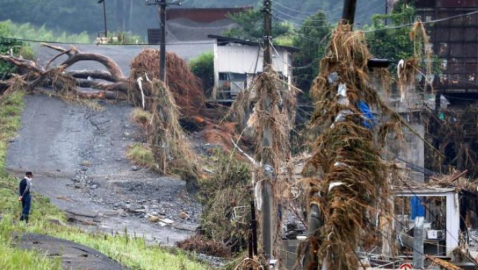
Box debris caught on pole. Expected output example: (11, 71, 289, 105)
(260, 0, 274, 261)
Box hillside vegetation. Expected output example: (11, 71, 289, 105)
(0, 0, 382, 38)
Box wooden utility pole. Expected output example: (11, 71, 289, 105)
(159, 0, 166, 82)
(302, 0, 359, 269)
(261, 0, 274, 261)
(146, 0, 181, 82)
(98, 0, 108, 38)
(341, 0, 358, 27)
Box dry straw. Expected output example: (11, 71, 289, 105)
(129, 49, 205, 116)
(303, 24, 401, 270)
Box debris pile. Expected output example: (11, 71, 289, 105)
(177, 235, 231, 258)
(301, 24, 403, 270)
(426, 104, 478, 178)
(129, 49, 205, 115)
(198, 150, 251, 253)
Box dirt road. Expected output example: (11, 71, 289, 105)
(6, 95, 200, 245)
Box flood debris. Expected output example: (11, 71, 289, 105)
(300, 24, 404, 270)
(426, 255, 464, 270)
(129, 48, 206, 116)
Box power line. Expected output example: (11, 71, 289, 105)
(0, 36, 221, 46)
(271, 6, 332, 22)
(272, 13, 333, 29)
(273, 1, 345, 16)
(287, 30, 332, 44)
(361, 9, 478, 33)
(270, 36, 330, 70)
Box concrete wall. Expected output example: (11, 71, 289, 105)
(214, 43, 292, 77)
(372, 74, 426, 182)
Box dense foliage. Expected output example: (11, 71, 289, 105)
(223, 9, 292, 41)
(199, 151, 252, 253)
(293, 11, 331, 96)
(365, 3, 415, 63)
(0, 0, 383, 38)
(189, 51, 215, 95)
(0, 21, 34, 80)
(0, 20, 90, 43)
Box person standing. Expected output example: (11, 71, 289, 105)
(18, 172, 33, 223)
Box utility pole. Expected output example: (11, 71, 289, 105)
(146, 0, 181, 82)
(263, 0, 272, 68)
(98, 0, 108, 38)
(261, 0, 274, 261)
(159, 0, 166, 82)
(341, 0, 358, 27)
(302, 0, 359, 269)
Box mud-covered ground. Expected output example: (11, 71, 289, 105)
(6, 95, 201, 245)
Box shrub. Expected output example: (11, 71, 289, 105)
(132, 108, 152, 129)
(189, 51, 214, 96)
(199, 151, 251, 253)
(127, 143, 155, 169)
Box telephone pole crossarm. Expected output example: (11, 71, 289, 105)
(145, 0, 181, 82)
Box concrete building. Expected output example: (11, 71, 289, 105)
(208, 34, 298, 102)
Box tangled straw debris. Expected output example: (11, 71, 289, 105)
(129, 49, 205, 116)
(302, 24, 403, 270)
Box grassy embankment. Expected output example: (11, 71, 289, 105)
(0, 92, 209, 270)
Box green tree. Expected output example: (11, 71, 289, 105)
(189, 51, 214, 95)
(292, 11, 331, 95)
(365, 3, 415, 64)
(223, 9, 292, 41)
(0, 21, 32, 80)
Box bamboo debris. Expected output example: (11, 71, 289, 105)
(410, 21, 433, 93)
(245, 66, 297, 259)
(146, 79, 198, 190)
(302, 24, 404, 270)
(426, 255, 464, 270)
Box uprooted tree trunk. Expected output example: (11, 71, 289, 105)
(0, 44, 199, 192)
(0, 44, 130, 98)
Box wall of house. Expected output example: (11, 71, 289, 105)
(213, 42, 292, 87)
(372, 75, 426, 182)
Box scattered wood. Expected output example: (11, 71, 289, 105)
(426, 255, 464, 270)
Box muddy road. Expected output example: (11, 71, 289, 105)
(6, 95, 200, 245)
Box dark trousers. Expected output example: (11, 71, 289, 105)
(20, 194, 31, 223)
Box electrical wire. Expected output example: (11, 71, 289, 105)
(271, 6, 335, 23)
(0, 36, 223, 46)
(272, 13, 333, 30)
(361, 9, 478, 33)
(273, 0, 345, 16)
(270, 35, 330, 70)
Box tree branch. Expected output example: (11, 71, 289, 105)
(69, 70, 118, 82)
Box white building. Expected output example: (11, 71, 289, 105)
(208, 35, 298, 102)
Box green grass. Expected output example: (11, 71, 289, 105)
(132, 108, 152, 127)
(0, 20, 91, 43)
(127, 143, 155, 169)
(0, 92, 210, 270)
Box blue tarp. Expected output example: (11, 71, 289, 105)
(410, 196, 425, 220)
(357, 100, 375, 129)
